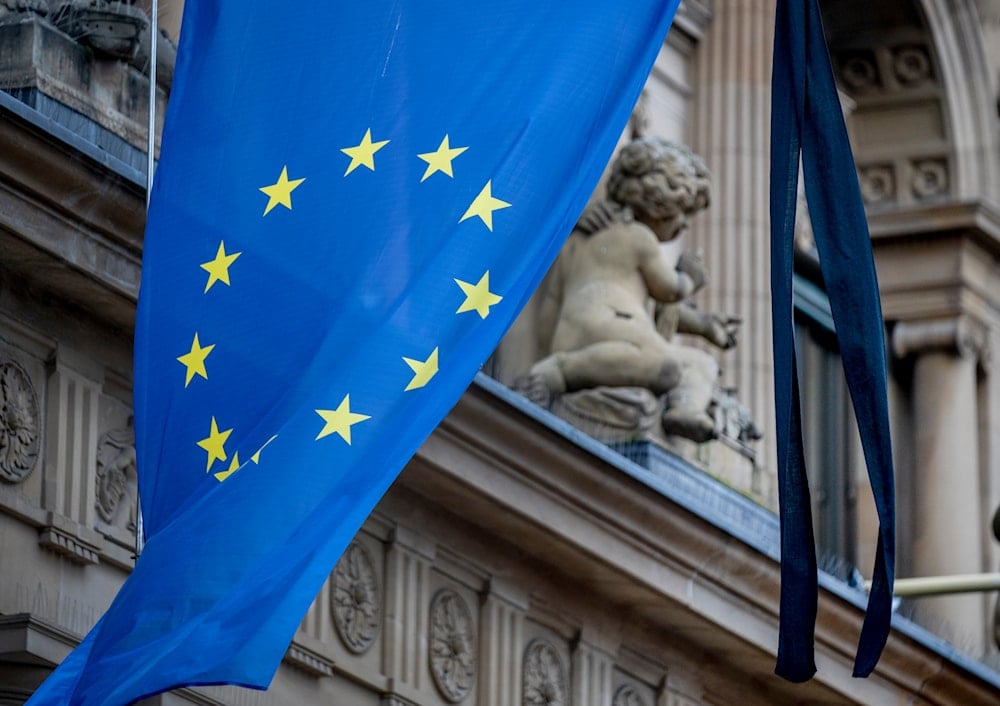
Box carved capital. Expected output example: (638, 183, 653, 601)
(892, 316, 991, 369)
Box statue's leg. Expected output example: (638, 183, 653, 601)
(661, 348, 719, 442)
(541, 341, 682, 393)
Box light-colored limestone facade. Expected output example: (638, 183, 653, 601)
(2, 1, 1000, 704)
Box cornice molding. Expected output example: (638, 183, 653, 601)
(402, 377, 1000, 704)
(0, 92, 144, 332)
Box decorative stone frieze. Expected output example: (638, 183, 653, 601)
(331, 540, 381, 655)
(428, 588, 477, 702)
(0, 359, 40, 483)
(522, 639, 568, 706)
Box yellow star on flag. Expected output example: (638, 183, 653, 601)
(214, 451, 241, 483)
(259, 165, 306, 216)
(315, 395, 371, 444)
(459, 180, 511, 231)
(197, 416, 232, 471)
(200, 241, 241, 293)
(341, 129, 390, 176)
(403, 347, 439, 391)
(417, 135, 468, 182)
(177, 332, 215, 387)
(455, 271, 503, 319)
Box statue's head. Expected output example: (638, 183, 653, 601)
(607, 138, 711, 241)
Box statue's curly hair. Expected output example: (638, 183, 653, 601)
(606, 138, 711, 231)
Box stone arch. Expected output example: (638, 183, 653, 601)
(821, 0, 998, 207)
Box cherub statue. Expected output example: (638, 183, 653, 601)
(520, 138, 738, 442)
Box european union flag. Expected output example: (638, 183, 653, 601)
(27, 1, 680, 703)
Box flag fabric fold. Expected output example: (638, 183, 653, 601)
(770, 0, 896, 682)
(26, 1, 681, 703)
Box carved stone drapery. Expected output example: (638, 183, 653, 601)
(522, 640, 567, 706)
(331, 541, 381, 654)
(428, 588, 476, 702)
(0, 359, 39, 483)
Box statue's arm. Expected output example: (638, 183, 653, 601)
(636, 230, 703, 303)
(677, 304, 741, 349)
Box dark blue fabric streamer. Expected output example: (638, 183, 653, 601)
(770, 0, 896, 681)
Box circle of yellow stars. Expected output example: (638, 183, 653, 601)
(179, 128, 511, 482)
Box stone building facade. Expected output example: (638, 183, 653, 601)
(2, 1, 1000, 704)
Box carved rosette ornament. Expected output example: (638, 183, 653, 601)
(911, 159, 948, 200)
(892, 45, 932, 84)
(429, 588, 477, 702)
(331, 541, 381, 654)
(839, 52, 879, 92)
(613, 685, 648, 706)
(858, 165, 895, 204)
(522, 640, 567, 706)
(0, 360, 40, 483)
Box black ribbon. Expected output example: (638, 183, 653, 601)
(770, 0, 896, 681)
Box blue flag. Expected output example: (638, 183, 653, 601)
(27, 1, 680, 703)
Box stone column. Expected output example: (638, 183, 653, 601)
(43, 360, 100, 528)
(478, 579, 526, 706)
(893, 316, 989, 653)
(571, 631, 615, 705)
(687, 0, 777, 472)
(382, 525, 434, 701)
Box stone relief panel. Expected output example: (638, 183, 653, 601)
(613, 685, 648, 706)
(94, 425, 137, 532)
(331, 540, 382, 655)
(0, 358, 40, 484)
(428, 587, 477, 702)
(833, 36, 951, 207)
(522, 639, 568, 706)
